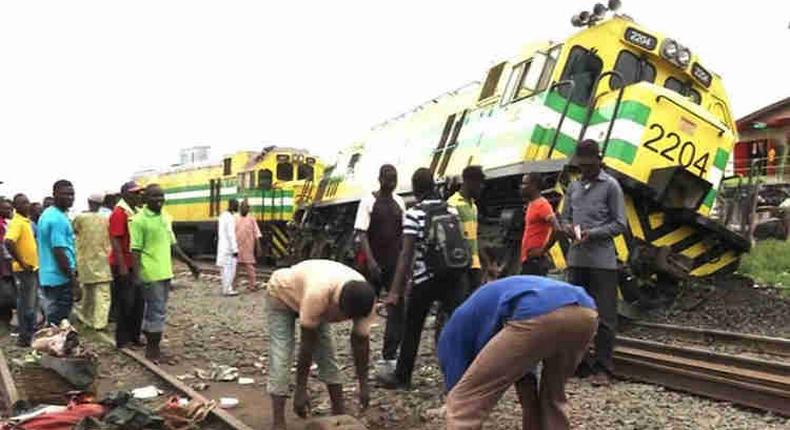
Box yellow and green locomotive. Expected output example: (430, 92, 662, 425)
(295, 2, 749, 301)
(135, 146, 324, 263)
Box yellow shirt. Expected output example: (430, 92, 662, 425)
(5, 213, 38, 272)
(447, 192, 481, 269)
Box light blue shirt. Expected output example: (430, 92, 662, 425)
(37, 206, 76, 286)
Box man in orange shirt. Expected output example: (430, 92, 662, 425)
(520, 173, 561, 276)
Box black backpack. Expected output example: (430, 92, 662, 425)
(420, 201, 470, 274)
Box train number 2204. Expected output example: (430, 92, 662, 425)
(642, 123, 709, 177)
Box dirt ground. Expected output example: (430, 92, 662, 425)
(150, 269, 787, 430)
(3, 269, 787, 429)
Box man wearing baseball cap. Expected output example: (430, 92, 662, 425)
(559, 139, 626, 386)
(109, 181, 144, 347)
(73, 193, 113, 329)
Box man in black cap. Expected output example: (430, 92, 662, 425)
(559, 139, 626, 386)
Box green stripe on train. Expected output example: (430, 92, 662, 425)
(714, 148, 730, 171)
(702, 189, 717, 208)
(530, 125, 637, 165)
(544, 91, 651, 126)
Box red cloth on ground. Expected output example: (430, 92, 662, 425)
(15, 402, 106, 430)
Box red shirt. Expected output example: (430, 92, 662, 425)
(520, 197, 554, 262)
(108, 206, 133, 269)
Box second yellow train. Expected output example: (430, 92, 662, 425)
(134, 146, 324, 263)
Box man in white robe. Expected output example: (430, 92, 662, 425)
(216, 199, 239, 296)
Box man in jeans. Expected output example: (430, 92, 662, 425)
(353, 164, 406, 372)
(5, 194, 40, 346)
(109, 181, 144, 348)
(265, 259, 375, 430)
(560, 139, 626, 386)
(130, 184, 200, 361)
(379, 168, 465, 389)
(37, 180, 81, 325)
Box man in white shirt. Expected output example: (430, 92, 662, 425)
(216, 199, 239, 296)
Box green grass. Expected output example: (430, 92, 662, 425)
(738, 239, 790, 293)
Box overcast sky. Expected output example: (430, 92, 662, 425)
(1, 0, 788, 207)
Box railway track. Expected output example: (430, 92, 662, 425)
(189, 260, 273, 279)
(0, 337, 251, 430)
(626, 320, 790, 358)
(614, 335, 790, 416)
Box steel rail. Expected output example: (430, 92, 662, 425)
(629, 321, 790, 358)
(0, 350, 20, 416)
(96, 333, 253, 430)
(614, 335, 790, 416)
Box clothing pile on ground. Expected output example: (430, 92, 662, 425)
(29, 320, 97, 389)
(2, 391, 215, 430)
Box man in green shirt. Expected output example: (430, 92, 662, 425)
(130, 184, 199, 362)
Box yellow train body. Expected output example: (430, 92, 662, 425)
(135, 147, 324, 261)
(302, 12, 749, 287)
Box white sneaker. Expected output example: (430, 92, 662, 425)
(376, 359, 397, 375)
(223, 290, 240, 297)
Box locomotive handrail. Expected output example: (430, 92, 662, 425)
(577, 70, 624, 148)
(655, 95, 726, 137)
(546, 80, 576, 158)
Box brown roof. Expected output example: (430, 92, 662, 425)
(736, 97, 790, 131)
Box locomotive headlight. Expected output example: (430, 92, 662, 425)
(661, 39, 678, 59)
(676, 47, 691, 67)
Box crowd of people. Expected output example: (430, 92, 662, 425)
(261, 139, 626, 429)
(0, 180, 200, 362)
(0, 138, 627, 430)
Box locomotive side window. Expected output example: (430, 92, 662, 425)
(536, 45, 562, 92)
(610, 50, 656, 90)
(559, 45, 602, 104)
(664, 77, 684, 94)
(478, 62, 506, 102)
(500, 62, 527, 105)
(502, 46, 562, 105)
(223, 158, 232, 176)
(297, 163, 314, 181)
(519, 55, 546, 97)
(258, 169, 273, 190)
(276, 162, 293, 181)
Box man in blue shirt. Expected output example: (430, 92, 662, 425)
(37, 179, 81, 325)
(438, 276, 597, 430)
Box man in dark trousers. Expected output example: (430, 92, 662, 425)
(379, 168, 466, 389)
(520, 172, 562, 276)
(109, 181, 144, 348)
(560, 139, 626, 386)
(353, 164, 406, 373)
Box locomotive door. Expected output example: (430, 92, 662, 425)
(208, 178, 222, 217)
(429, 109, 469, 178)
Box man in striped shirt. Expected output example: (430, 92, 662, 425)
(379, 168, 466, 389)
